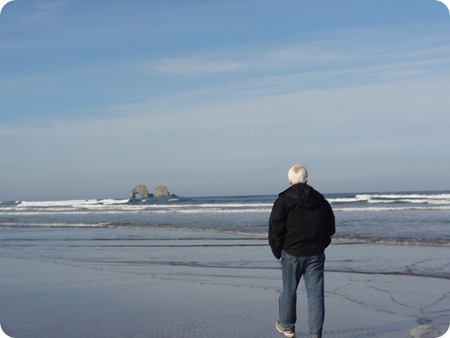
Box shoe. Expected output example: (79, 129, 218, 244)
(276, 321, 295, 338)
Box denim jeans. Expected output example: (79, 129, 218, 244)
(279, 251, 325, 337)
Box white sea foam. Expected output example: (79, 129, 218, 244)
(3, 195, 450, 215)
(410, 324, 436, 338)
(329, 193, 450, 205)
(333, 205, 450, 212)
(355, 193, 450, 204)
(327, 197, 359, 203)
(356, 193, 450, 199)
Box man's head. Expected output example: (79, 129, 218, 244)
(288, 165, 308, 185)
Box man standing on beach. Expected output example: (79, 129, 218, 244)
(269, 165, 335, 338)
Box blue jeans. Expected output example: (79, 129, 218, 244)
(279, 251, 325, 337)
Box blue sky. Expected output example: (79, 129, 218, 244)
(1, 0, 450, 200)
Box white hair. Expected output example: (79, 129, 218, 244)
(288, 165, 308, 185)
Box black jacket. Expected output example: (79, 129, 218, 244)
(268, 183, 335, 259)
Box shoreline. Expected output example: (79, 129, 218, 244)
(0, 228, 449, 337)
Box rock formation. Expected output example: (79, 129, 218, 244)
(129, 184, 149, 201)
(128, 184, 177, 201)
(153, 185, 171, 198)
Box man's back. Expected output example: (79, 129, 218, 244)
(269, 183, 335, 258)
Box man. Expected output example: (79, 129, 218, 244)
(269, 165, 335, 338)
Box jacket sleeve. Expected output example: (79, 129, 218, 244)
(324, 200, 336, 237)
(268, 197, 286, 259)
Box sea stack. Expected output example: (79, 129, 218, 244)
(129, 184, 149, 201)
(153, 185, 171, 198)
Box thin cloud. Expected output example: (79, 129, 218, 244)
(151, 58, 246, 76)
(146, 29, 450, 81)
(19, 1, 70, 25)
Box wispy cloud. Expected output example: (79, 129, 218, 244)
(151, 58, 246, 75)
(19, 1, 70, 25)
(146, 29, 450, 83)
(138, 32, 450, 114)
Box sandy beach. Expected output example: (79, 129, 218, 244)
(0, 228, 449, 338)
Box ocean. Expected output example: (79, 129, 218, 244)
(1, 190, 449, 247)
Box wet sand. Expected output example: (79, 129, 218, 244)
(0, 229, 449, 338)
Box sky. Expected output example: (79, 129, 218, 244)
(1, 0, 450, 200)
